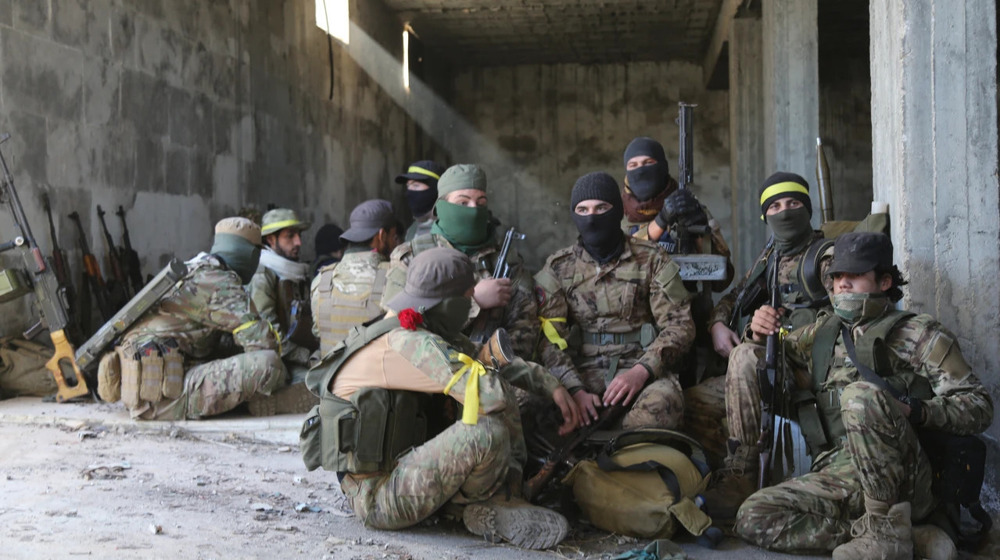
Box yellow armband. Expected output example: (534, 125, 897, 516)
(539, 317, 568, 350)
(444, 353, 487, 425)
(232, 320, 258, 335)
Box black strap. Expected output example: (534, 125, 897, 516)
(840, 324, 905, 400)
(596, 453, 683, 506)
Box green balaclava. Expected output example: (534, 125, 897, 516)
(430, 164, 493, 253)
(759, 172, 814, 255)
(210, 217, 262, 284)
(831, 292, 892, 325)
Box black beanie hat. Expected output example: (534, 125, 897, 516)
(571, 172, 623, 211)
(759, 171, 812, 218)
(623, 137, 668, 172)
(314, 223, 344, 255)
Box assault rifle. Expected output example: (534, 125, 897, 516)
(68, 211, 114, 321)
(0, 133, 90, 401)
(756, 253, 781, 489)
(116, 205, 145, 294)
(523, 403, 626, 502)
(727, 235, 775, 332)
(96, 205, 131, 305)
(468, 227, 525, 344)
(675, 102, 697, 255)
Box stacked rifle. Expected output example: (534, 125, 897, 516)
(0, 135, 150, 353)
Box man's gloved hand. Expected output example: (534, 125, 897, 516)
(655, 189, 708, 229)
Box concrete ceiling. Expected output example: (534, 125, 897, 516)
(383, 0, 730, 67)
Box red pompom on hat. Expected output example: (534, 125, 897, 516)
(398, 309, 424, 331)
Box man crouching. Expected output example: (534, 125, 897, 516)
(302, 247, 577, 549)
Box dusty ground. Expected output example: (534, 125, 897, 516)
(0, 398, 996, 560)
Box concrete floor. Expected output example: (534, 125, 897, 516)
(0, 396, 996, 559)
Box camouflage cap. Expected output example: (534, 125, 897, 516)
(385, 247, 476, 312)
(261, 208, 311, 236)
(215, 217, 261, 245)
(827, 232, 894, 276)
(437, 164, 487, 199)
(340, 199, 395, 243)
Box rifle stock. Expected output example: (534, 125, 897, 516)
(524, 403, 626, 502)
(0, 133, 89, 401)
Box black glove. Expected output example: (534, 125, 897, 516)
(655, 189, 708, 229)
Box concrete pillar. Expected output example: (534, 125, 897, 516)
(762, 0, 821, 227)
(870, 0, 1000, 506)
(728, 16, 768, 276)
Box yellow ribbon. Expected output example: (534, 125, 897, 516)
(444, 353, 487, 425)
(539, 317, 569, 350)
(407, 165, 441, 180)
(232, 320, 258, 335)
(261, 219, 306, 235)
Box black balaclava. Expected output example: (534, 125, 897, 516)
(623, 137, 671, 201)
(570, 172, 626, 263)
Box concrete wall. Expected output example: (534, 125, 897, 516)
(446, 61, 731, 270)
(0, 0, 424, 335)
(819, 56, 873, 222)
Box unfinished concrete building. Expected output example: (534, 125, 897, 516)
(0, 0, 997, 534)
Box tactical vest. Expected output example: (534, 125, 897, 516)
(792, 310, 933, 454)
(313, 253, 390, 356)
(300, 317, 431, 474)
(739, 235, 833, 330)
(410, 234, 497, 275)
(275, 278, 318, 352)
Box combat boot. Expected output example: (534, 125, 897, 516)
(832, 497, 912, 560)
(701, 439, 757, 523)
(912, 524, 958, 560)
(463, 495, 569, 550)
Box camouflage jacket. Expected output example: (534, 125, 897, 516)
(309, 248, 390, 354)
(780, 312, 994, 436)
(249, 265, 311, 365)
(711, 232, 833, 333)
(382, 233, 540, 359)
(534, 238, 695, 393)
(122, 253, 277, 360)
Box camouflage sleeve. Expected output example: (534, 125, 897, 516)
(501, 257, 541, 359)
(380, 243, 413, 310)
(387, 329, 508, 414)
(248, 268, 280, 328)
(195, 269, 277, 352)
(309, 272, 323, 339)
(533, 261, 586, 393)
(782, 320, 820, 371)
(498, 357, 562, 398)
(640, 255, 695, 376)
(709, 282, 742, 327)
(887, 316, 994, 434)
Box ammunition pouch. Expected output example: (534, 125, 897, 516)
(580, 324, 657, 385)
(114, 338, 187, 410)
(300, 387, 430, 474)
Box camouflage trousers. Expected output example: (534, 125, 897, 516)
(683, 374, 728, 467)
(341, 412, 512, 530)
(139, 350, 286, 420)
(734, 381, 935, 553)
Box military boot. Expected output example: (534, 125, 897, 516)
(832, 497, 912, 560)
(701, 439, 757, 523)
(912, 524, 958, 560)
(463, 495, 569, 550)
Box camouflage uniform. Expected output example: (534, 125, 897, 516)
(534, 237, 694, 429)
(121, 253, 286, 420)
(685, 236, 832, 464)
(732, 312, 993, 553)
(339, 327, 562, 529)
(310, 248, 390, 356)
(249, 262, 312, 366)
(382, 234, 539, 360)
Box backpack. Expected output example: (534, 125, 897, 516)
(562, 428, 712, 539)
(0, 336, 57, 398)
